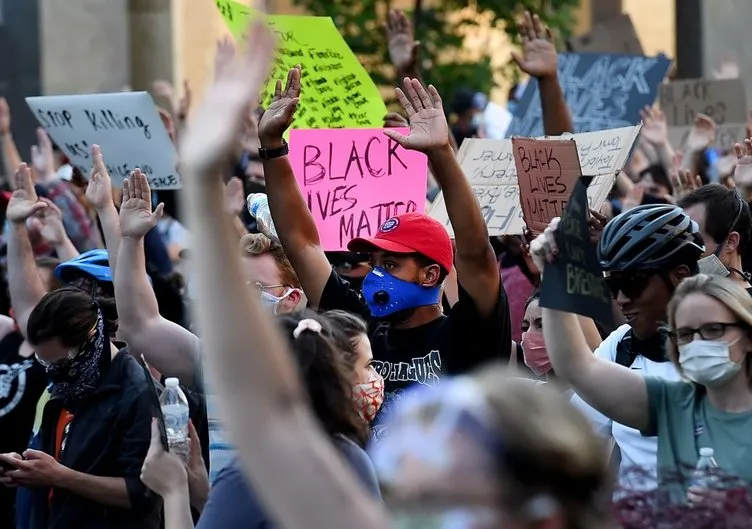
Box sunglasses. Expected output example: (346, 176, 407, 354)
(603, 272, 655, 300)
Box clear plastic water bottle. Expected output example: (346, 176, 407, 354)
(247, 193, 279, 242)
(159, 378, 190, 463)
(691, 447, 722, 489)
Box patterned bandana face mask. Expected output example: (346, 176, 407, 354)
(352, 371, 385, 423)
(47, 309, 109, 402)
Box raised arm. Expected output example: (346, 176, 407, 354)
(114, 170, 199, 384)
(530, 219, 648, 431)
(86, 145, 122, 278)
(512, 12, 573, 136)
(6, 164, 49, 338)
(385, 79, 501, 317)
(0, 98, 22, 183)
(37, 198, 80, 261)
(258, 67, 333, 308)
(179, 22, 386, 529)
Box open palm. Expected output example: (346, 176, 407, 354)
(258, 66, 301, 143)
(119, 169, 163, 239)
(384, 78, 448, 153)
(7, 164, 46, 223)
(512, 12, 557, 79)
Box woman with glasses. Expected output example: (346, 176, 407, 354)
(531, 204, 706, 493)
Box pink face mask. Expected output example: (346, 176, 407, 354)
(352, 371, 385, 423)
(521, 331, 552, 376)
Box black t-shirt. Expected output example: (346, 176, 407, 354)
(0, 331, 47, 525)
(319, 269, 511, 424)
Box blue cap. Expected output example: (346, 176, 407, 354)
(55, 249, 112, 283)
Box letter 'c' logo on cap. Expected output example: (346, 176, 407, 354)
(380, 218, 399, 233)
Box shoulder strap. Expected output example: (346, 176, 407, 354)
(614, 331, 636, 368)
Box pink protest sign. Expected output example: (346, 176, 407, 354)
(289, 128, 428, 250)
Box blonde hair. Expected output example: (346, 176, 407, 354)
(239, 233, 301, 289)
(472, 367, 611, 528)
(666, 274, 752, 377)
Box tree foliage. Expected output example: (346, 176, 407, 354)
(293, 0, 578, 110)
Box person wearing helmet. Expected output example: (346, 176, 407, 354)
(530, 204, 706, 492)
(54, 249, 114, 297)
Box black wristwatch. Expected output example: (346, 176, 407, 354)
(258, 139, 289, 160)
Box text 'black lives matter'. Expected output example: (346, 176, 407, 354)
(539, 175, 614, 327)
(506, 52, 671, 138)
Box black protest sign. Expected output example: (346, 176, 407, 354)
(507, 53, 671, 138)
(539, 175, 614, 326)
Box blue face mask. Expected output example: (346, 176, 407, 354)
(362, 267, 441, 318)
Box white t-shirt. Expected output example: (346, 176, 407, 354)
(569, 324, 680, 491)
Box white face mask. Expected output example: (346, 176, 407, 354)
(259, 289, 294, 315)
(678, 339, 743, 387)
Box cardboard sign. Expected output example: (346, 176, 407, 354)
(25, 92, 179, 189)
(507, 53, 671, 138)
(513, 138, 583, 235)
(568, 14, 644, 55)
(289, 128, 428, 250)
(216, 0, 387, 130)
(661, 78, 748, 150)
(539, 175, 614, 326)
(429, 126, 641, 237)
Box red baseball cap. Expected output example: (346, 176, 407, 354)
(347, 212, 453, 273)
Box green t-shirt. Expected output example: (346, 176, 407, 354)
(643, 376, 752, 498)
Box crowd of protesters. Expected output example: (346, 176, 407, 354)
(0, 8, 751, 529)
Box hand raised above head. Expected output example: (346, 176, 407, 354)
(85, 144, 115, 211)
(385, 10, 420, 74)
(119, 169, 164, 239)
(383, 78, 449, 154)
(179, 20, 276, 178)
(511, 11, 557, 79)
(7, 164, 47, 223)
(258, 66, 301, 147)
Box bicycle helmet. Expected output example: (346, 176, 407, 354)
(598, 204, 705, 272)
(55, 249, 112, 283)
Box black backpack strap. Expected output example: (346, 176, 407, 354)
(614, 331, 636, 368)
(138, 355, 169, 452)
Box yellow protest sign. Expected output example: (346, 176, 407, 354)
(215, 0, 387, 129)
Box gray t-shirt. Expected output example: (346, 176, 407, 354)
(196, 435, 380, 529)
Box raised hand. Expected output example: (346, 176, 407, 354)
(258, 66, 301, 146)
(511, 11, 557, 79)
(119, 169, 164, 239)
(734, 138, 752, 187)
(223, 176, 246, 217)
(385, 10, 420, 74)
(622, 184, 645, 212)
(675, 169, 703, 199)
(0, 98, 10, 136)
(383, 78, 448, 154)
(179, 21, 276, 177)
(685, 114, 716, 152)
(30, 128, 56, 182)
(640, 106, 668, 146)
(215, 37, 237, 80)
(38, 198, 67, 245)
(177, 80, 192, 122)
(153, 80, 176, 105)
(7, 164, 47, 223)
(85, 145, 115, 211)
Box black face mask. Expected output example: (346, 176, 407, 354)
(47, 310, 110, 402)
(344, 275, 364, 293)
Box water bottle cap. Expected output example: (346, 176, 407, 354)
(247, 193, 267, 215)
(165, 377, 180, 388)
(699, 447, 714, 457)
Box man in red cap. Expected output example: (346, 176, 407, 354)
(259, 70, 511, 427)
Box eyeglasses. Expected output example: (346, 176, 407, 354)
(247, 282, 285, 292)
(670, 322, 744, 345)
(603, 272, 654, 300)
